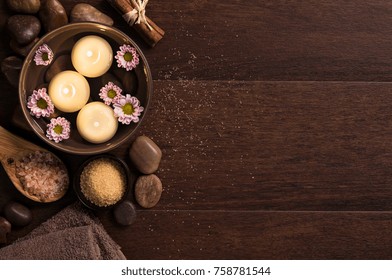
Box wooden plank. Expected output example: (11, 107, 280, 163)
(3, 1, 392, 81)
(101, 210, 392, 259)
(120, 80, 392, 211)
(3, 80, 392, 211)
(3, 80, 392, 212)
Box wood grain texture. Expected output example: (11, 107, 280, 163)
(131, 80, 392, 211)
(1, 0, 392, 259)
(102, 210, 392, 259)
(4, 1, 392, 81)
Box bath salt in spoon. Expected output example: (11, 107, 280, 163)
(0, 126, 69, 203)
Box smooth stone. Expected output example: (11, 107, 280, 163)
(10, 37, 39, 57)
(88, 72, 123, 100)
(113, 68, 138, 94)
(135, 174, 162, 208)
(7, 15, 41, 45)
(0, 216, 12, 244)
(45, 54, 74, 83)
(39, 0, 68, 32)
(70, 3, 114, 26)
(3, 201, 33, 227)
(12, 105, 33, 132)
(129, 136, 162, 174)
(113, 201, 137, 226)
(1, 56, 23, 88)
(6, 0, 40, 14)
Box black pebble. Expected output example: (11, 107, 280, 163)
(113, 201, 137, 226)
(3, 201, 32, 227)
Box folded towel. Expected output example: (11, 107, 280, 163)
(0, 203, 126, 260)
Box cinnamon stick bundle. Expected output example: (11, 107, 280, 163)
(106, 0, 164, 47)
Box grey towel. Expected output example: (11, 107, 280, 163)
(0, 203, 126, 260)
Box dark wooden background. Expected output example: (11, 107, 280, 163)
(2, 0, 392, 259)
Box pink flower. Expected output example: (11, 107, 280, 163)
(27, 88, 54, 118)
(46, 117, 71, 143)
(115, 44, 139, 71)
(99, 82, 123, 105)
(113, 94, 144, 124)
(33, 44, 54, 66)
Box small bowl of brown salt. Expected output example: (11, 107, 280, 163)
(73, 154, 132, 210)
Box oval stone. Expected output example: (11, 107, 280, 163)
(70, 3, 114, 26)
(113, 68, 138, 94)
(6, 0, 40, 14)
(10, 37, 39, 57)
(129, 136, 162, 174)
(39, 0, 68, 32)
(6, 15, 41, 45)
(1, 56, 23, 88)
(113, 201, 137, 226)
(3, 201, 33, 227)
(0, 216, 12, 244)
(135, 174, 162, 208)
(45, 54, 74, 83)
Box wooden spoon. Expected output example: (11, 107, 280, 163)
(0, 126, 68, 203)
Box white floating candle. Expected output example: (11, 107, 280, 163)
(48, 70, 90, 113)
(76, 102, 118, 144)
(71, 35, 113, 78)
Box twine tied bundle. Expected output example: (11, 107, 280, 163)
(107, 0, 165, 47)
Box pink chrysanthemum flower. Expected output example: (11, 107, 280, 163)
(115, 44, 139, 71)
(33, 44, 54, 66)
(99, 82, 123, 105)
(113, 94, 144, 124)
(27, 88, 54, 118)
(46, 117, 71, 143)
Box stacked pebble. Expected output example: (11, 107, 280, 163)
(113, 136, 163, 226)
(1, 0, 114, 88)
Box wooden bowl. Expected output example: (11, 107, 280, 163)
(19, 23, 152, 155)
(73, 154, 133, 211)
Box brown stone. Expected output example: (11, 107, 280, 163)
(113, 68, 138, 94)
(1, 56, 23, 88)
(70, 3, 114, 26)
(10, 38, 39, 57)
(135, 174, 162, 208)
(129, 136, 162, 174)
(3, 201, 33, 227)
(113, 200, 137, 226)
(0, 217, 12, 244)
(7, 15, 41, 45)
(45, 54, 74, 83)
(12, 106, 33, 132)
(6, 0, 40, 14)
(39, 0, 68, 32)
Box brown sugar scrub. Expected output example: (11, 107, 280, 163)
(80, 158, 127, 207)
(15, 151, 69, 202)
